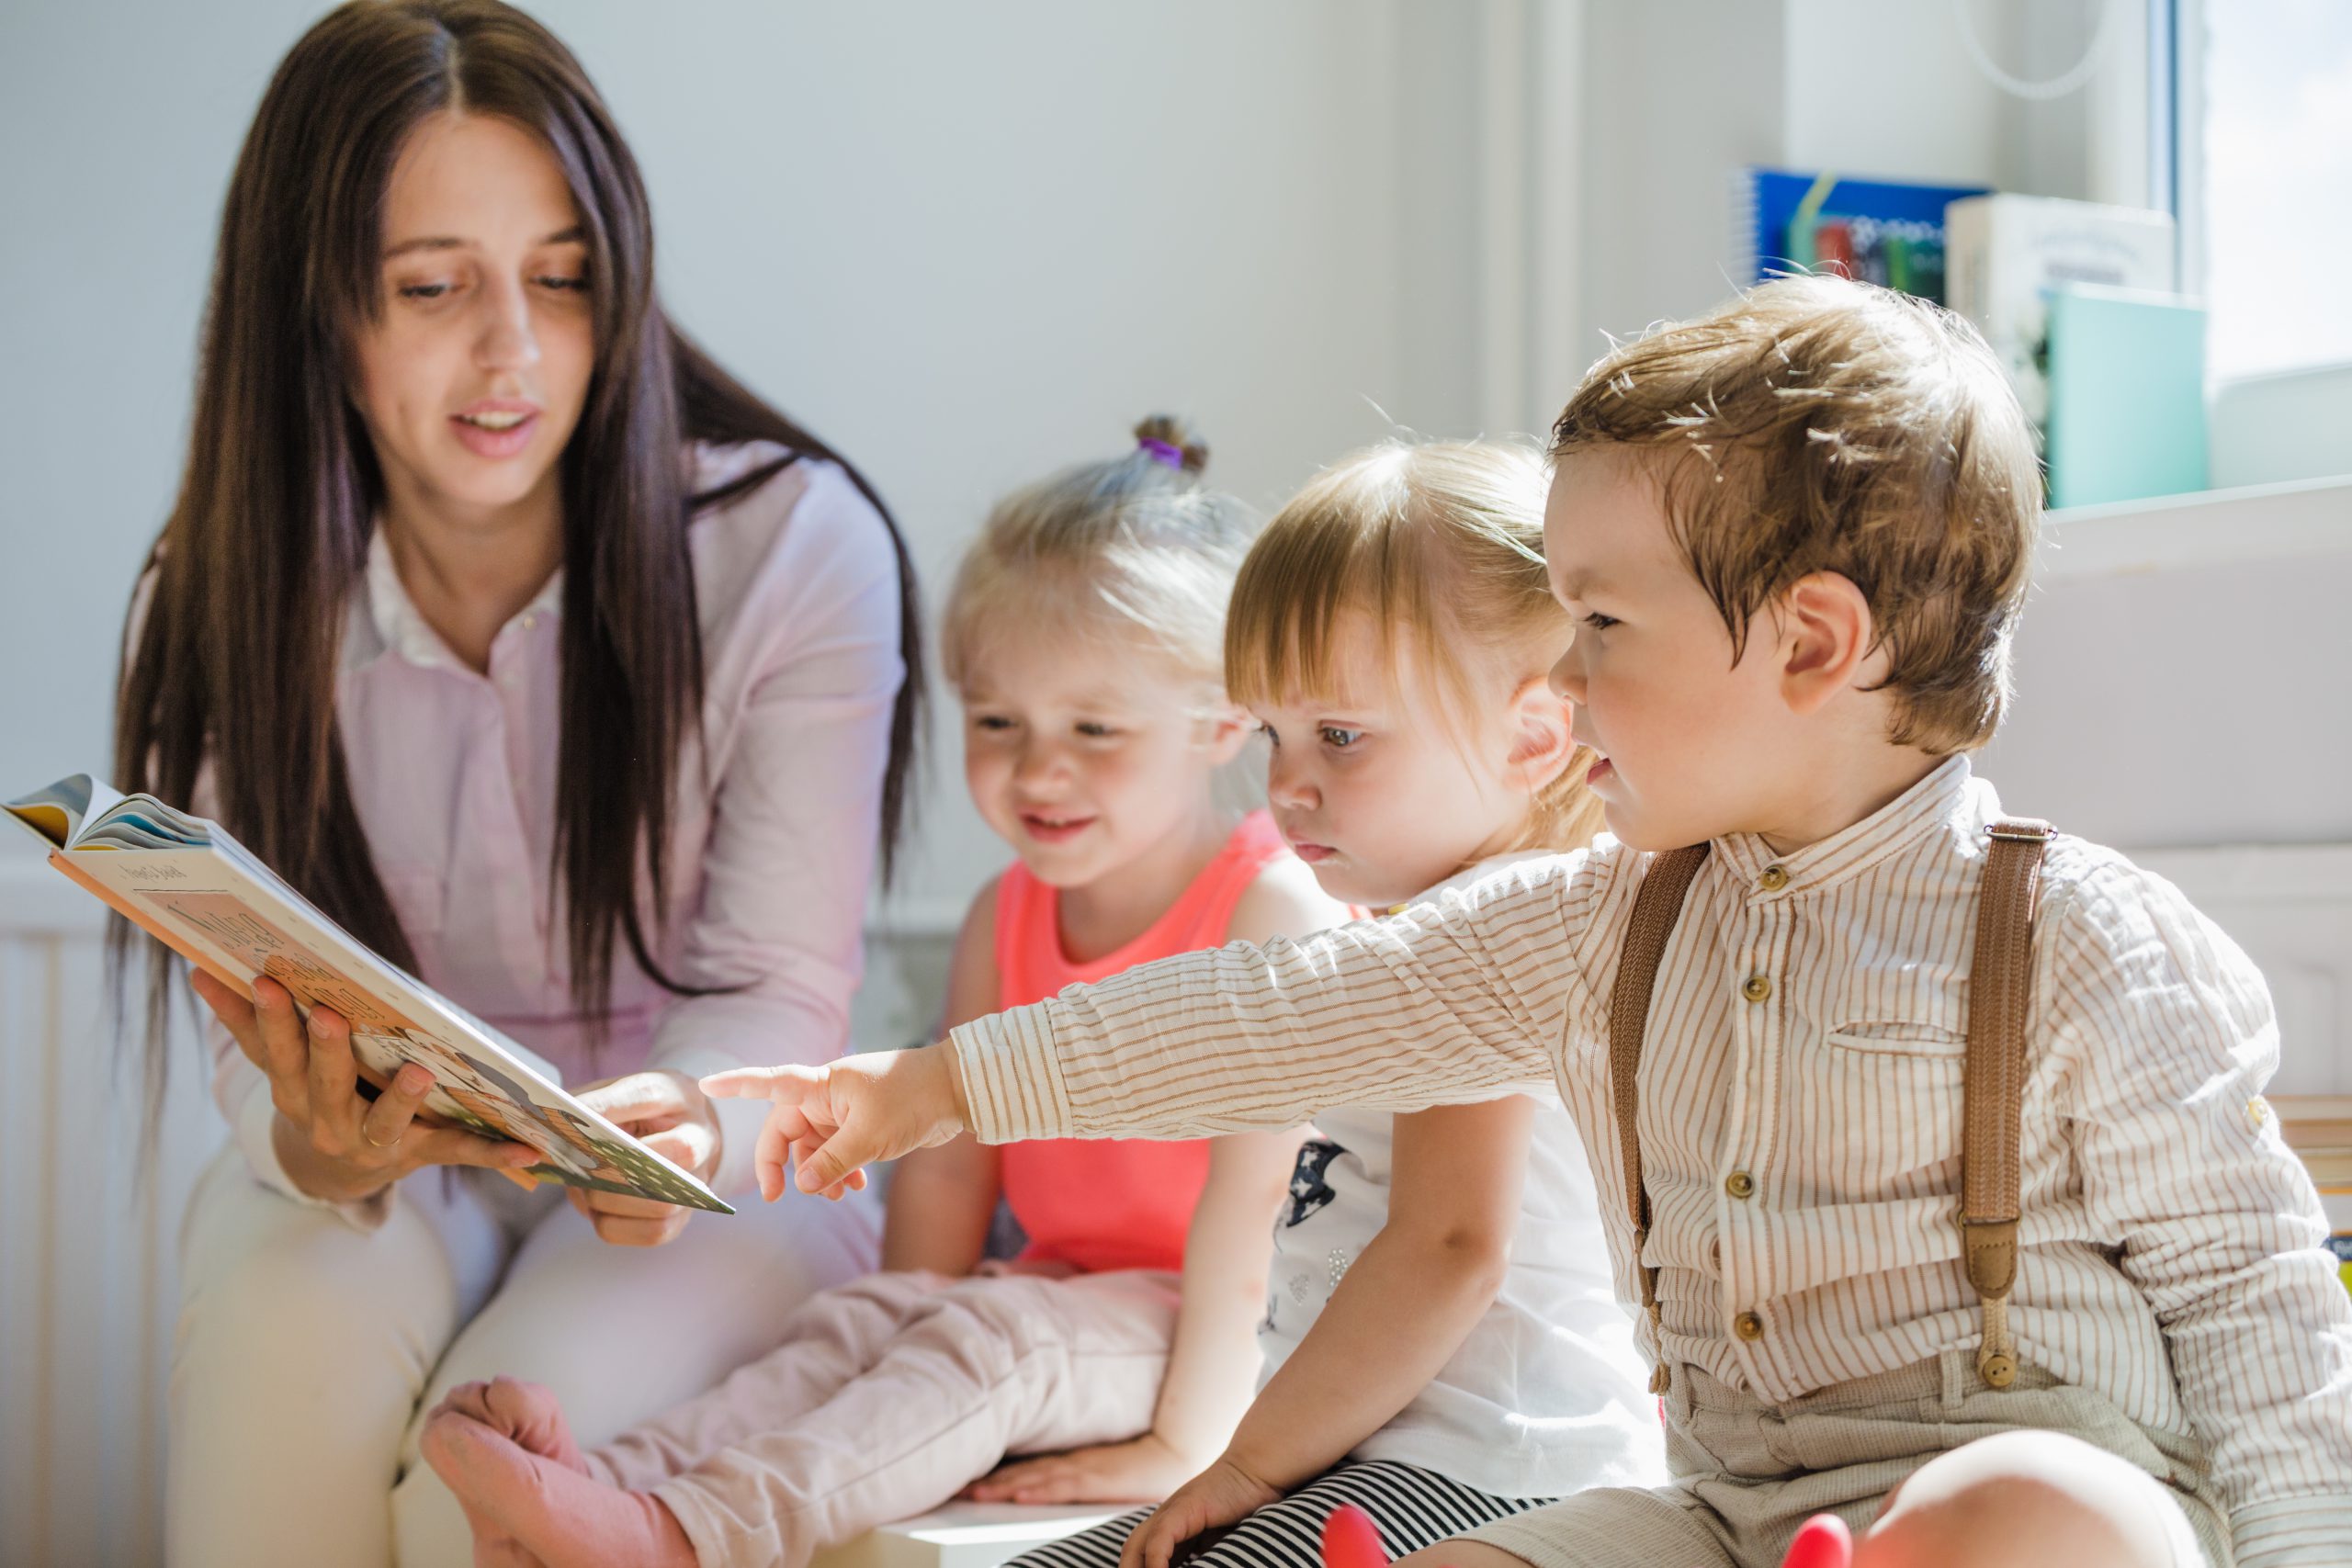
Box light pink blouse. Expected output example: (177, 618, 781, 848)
(208, 444, 903, 1214)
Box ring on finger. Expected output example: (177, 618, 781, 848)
(362, 1124, 400, 1150)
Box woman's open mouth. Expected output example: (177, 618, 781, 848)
(451, 401, 541, 459)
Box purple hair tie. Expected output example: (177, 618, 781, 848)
(1137, 437, 1185, 469)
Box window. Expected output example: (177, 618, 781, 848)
(2176, 0, 2352, 380)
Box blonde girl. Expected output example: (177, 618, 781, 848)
(421, 419, 1348, 1568)
(1012, 440, 1664, 1568)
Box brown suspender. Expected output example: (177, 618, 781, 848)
(1608, 841, 1713, 1395)
(1605, 819, 2055, 1396)
(1958, 817, 2056, 1386)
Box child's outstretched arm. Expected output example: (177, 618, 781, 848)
(1125, 1099, 1534, 1568)
(702, 1045, 965, 1202)
(707, 860, 1581, 1200)
(881, 882, 1005, 1276)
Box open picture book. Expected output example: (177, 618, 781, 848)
(7, 773, 731, 1214)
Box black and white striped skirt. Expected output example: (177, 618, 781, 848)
(1008, 1461, 1554, 1568)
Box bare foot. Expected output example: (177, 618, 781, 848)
(426, 1379, 585, 1566)
(437, 1378, 591, 1474)
(423, 1379, 695, 1568)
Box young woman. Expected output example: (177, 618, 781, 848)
(117, 5, 921, 1564)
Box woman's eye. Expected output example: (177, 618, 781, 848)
(396, 281, 452, 300)
(973, 715, 1015, 732)
(1320, 727, 1363, 749)
(536, 274, 590, 293)
(1582, 612, 1620, 631)
(1076, 721, 1119, 739)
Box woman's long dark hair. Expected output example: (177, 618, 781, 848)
(114, 0, 922, 1111)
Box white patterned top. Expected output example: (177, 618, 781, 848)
(1256, 853, 1662, 1499)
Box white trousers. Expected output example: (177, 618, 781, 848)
(164, 1143, 879, 1568)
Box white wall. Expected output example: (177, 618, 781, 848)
(0, 0, 2177, 923)
(1565, 0, 2148, 358)
(1981, 479, 2352, 848)
(0, 0, 1498, 929)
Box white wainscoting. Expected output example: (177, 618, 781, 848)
(0, 868, 215, 1567)
(4, 845, 2347, 1563)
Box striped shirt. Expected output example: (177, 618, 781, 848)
(952, 758, 2352, 1565)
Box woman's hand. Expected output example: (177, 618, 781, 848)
(963, 1432, 1204, 1507)
(567, 1070, 722, 1247)
(1119, 1457, 1283, 1568)
(194, 971, 540, 1205)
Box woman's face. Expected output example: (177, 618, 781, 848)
(348, 112, 595, 525)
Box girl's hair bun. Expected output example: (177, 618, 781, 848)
(1132, 414, 1210, 476)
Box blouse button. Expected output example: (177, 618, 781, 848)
(1741, 974, 1773, 1003)
(1758, 864, 1789, 892)
(1734, 1310, 1765, 1341)
(1724, 1169, 1756, 1201)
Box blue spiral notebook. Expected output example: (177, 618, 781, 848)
(1736, 167, 1991, 304)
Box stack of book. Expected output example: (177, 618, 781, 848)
(1735, 166, 1990, 306)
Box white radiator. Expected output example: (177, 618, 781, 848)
(0, 868, 215, 1566)
(2, 848, 2346, 1564)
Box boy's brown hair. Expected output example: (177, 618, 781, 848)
(1551, 275, 2041, 754)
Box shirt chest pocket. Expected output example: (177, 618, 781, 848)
(1815, 1011, 1970, 1191)
(1819, 995, 1970, 1119)
(1816, 959, 1971, 1058)
(1824, 1018, 1969, 1058)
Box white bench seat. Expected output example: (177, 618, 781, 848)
(811, 1503, 1127, 1568)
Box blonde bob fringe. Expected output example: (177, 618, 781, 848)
(1226, 439, 1606, 856)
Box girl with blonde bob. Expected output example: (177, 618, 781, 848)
(423, 419, 1348, 1568)
(1004, 441, 1662, 1568)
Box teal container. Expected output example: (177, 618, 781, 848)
(2046, 283, 2208, 509)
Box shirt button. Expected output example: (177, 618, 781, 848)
(1724, 1169, 1756, 1200)
(1758, 864, 1789, 892)
(1734, 1310, 1765, 1341)
(1741, 974, 1772, 1003)
(2246, 1095, 2272, 1131)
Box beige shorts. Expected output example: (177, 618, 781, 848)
(1464, 1350, 2224, 1568)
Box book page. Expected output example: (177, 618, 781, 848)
(3, 773, 118, 850)
(68, 844, 729, 1214)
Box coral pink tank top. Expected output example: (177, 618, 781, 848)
(994, 810, 1292, 1275)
